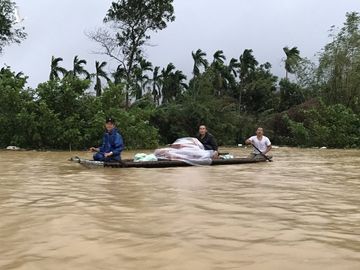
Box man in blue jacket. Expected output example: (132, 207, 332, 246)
(90, 117, 124, 161)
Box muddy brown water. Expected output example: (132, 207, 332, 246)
(0, 148, 359, 270)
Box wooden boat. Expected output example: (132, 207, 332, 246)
(69, 156, 271, 169)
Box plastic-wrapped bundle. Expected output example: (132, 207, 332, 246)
(154, 137, 214, 165)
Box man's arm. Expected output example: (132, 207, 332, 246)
(245, 136, 253, 145)
(263, 145, 272, 155)
(262, 138, 272, 155)
(109, 133, 124, 156)
(90, 134, 105, 152)
(99, 139, 105, 153)
(210, 135, 218, 151)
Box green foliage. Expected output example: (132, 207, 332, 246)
(94, 61, 110, 97)
(271, 100, 359, 147)
(90, 0, 175, 107)
(0, 67, 30, 146)
(101, 82, 126, 109)
(49, 56, 67, 80)
(1, 9, 360, 150)
(317, 12, 360, 113)
(161, 63, 187, 103)
(305, 102, 360, 147)
(70, 56, 90, 79)
(242, 63, 278, 113)
(0, 0, 26, 53)
(278, 78, 305, 111)
(105, 106, 159, 149)
(0, 69, 160, 149)
(282, 114, 310, 146)
(192, 49, 208, 77)
(283, 46, 301, 79)
(151, 69, 252, 146)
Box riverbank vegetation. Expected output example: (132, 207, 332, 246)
(0, 0, 359, 150)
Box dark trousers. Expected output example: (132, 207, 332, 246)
(93, 152, 120, 162)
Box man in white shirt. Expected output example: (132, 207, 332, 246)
(245, 127, 272, 159)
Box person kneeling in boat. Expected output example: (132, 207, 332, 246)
(245, 127, 272, 160)
(90, 117, 124, 162)
(196, 125, 219, 159)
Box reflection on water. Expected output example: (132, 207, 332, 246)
(0, 148, 359, 270)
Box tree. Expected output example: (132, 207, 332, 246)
(89, 0, 175, 108)
(226, 58, 240, 91)
(161, 63, 187, 104)
(94, 61, 110, 97)
(151, 66, 162, 105)
(212, 50, 226, 64)
(239, 49, 258, 81)
(113, 65, 126, 84)
(0, 67, 30, 147)
(49, 56, 67, 80)
(133, 58, 152, 99)
(317, 12, 360, 113)
(71, 55, 90, 79)
(283, 46, 301, 80)
(0, 0, 26, 54)
(228, 58, 240, 78)
(191, 49, 208, 77)
(278, 78, 305, 111)
(241, 62, 278, 113)
(238, 49, 258, 111)
(210, 50, 228, 96)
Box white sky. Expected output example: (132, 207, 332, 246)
(2, 0, 360, 87)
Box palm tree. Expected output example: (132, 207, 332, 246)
(161, 63, 175, 104)
(161, 63, 176, 80)
(238, 49, 258, 111)
(210, 50, 227, 96)
(161, 63, 187, 104)
(94, 61, 110, 97)
(113, 65, 126, 85)
(174, 70, 188, 89)
(191, 49, 208, 77)
(224, 58, 240, 91)
(72, 55, 90, 79)
(151, 66, 162, 105)
(283, 46, 301, 80)
(133, 58, 153, 99)
(15, 71, 24, 78)
(49, 56, 67, 80)
(213, 50, 226, 64)
(169, 70, 187, 102)
(239, 49, 258, 81)
(228, 58, 240, 78)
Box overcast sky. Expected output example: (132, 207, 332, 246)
(2, 0, 360, 88)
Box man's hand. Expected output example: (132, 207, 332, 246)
(104, 152, 113, 158)
(245, 139, 252, 145)
(89, 147, 98, 152)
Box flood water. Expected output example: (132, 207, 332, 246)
(0, 147, 359, 270)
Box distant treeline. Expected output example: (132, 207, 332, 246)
(0, 0, 359, 149)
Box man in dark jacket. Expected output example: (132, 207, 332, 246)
(196, 125, 218, 158)
(90, 117, 124, 161)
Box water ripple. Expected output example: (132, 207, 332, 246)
(0, 148, 359, 269)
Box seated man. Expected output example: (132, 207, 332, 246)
(90, 117, 124, 162)
(245, 127, 272, 159)
(196, 125, 218, 158)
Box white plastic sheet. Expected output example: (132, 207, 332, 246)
(154, 137, 214, 165)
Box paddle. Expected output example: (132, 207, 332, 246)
(251, 143, 272, 162)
